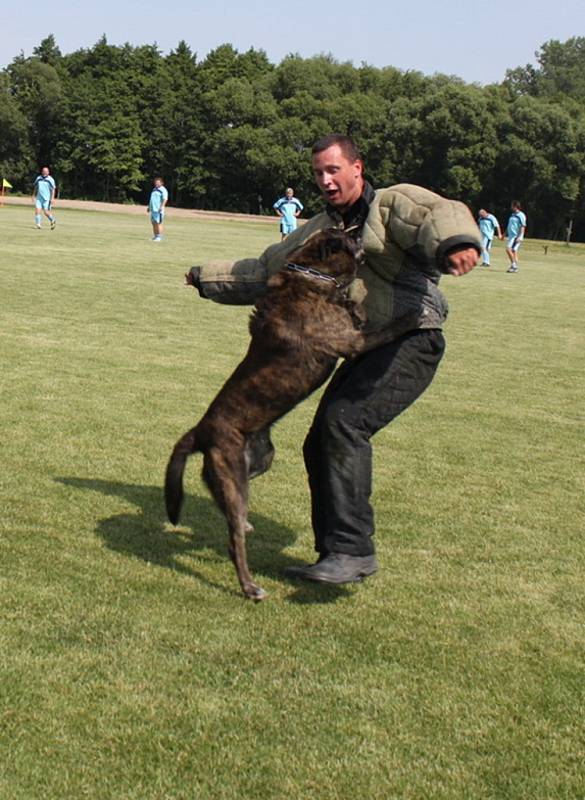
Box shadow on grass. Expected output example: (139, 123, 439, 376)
(56, 477, 352, 604)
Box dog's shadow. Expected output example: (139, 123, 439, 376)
(57, 477, 351, 604)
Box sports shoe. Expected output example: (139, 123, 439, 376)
(284, 552, 378, 584)
(50, 219, 56, 230)
(507, 264, 519, 273)
(35, 224, 42, 229)
(152, 236, 162, 241)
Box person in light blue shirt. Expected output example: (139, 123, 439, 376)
(273, 187, 303, 240)
(477, 208, 502, 266)
(505, 201, 527, 273)
(148, 177, 168, 241)
(32, 167, 57, 230)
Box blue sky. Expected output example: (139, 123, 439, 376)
(1, 0, 584, 84)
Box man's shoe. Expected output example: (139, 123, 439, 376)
(50, 219, 56, 230)
(507, 265, 518, 273)
(284, 553, 378, 585)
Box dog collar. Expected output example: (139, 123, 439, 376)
(286, 261, 343, 288)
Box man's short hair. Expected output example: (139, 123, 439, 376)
(311, 134, 361, 162)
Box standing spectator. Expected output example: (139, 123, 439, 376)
(477, 208, 502, 266)
(32, 167, 57, 230)
(148, 177, 168, 241)
(505, 201, 527, 273)
(273, 188, 303, 240)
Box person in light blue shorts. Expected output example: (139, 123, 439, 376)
(32, 167, 57, 230)
(148, 177, 168, 241)
(505, 201, 527, 273)
(273, 187, 303, 240)
(477, 208, 502, 266)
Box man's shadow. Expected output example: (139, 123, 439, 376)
(57, 477, 350, 603)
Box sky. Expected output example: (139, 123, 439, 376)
(1, 0, 584, 85)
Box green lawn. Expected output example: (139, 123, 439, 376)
(1, 205, 584, 799)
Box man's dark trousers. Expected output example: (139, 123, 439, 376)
(303, 328, 446, 557)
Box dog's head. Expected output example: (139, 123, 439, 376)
(287, 229, 361, 286)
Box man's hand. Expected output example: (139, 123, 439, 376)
(184, 266, 202, 289)
(446, 246, 479, 276)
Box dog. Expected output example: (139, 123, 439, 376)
(165, 229, 421, 600)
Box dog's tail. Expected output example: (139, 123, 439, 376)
(164, 427, 201, 525)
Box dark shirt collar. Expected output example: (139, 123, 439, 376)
(326, 181, 376, 230)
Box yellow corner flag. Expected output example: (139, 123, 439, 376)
(2, 179, 13, 188)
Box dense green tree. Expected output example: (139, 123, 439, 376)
(156, 42, 206, 205)
(2, 34, 585, 238)
(505, 37, 585, 102)
(198, 44, 272, 92)
(33, 34, 62, 66)
(375, 82, 497, 203)
(491, 96, 585, 238)
(200, 74, 282, 210)
(272, 54, 348, 102)
(7, 54, 64, 171)
(0, 74, 33, 185)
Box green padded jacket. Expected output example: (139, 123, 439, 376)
(191, 183, 482, 331)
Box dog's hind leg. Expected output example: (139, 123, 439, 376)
(202, 446, 253, 534)
(202, 446, 268, 601)
(245, 428, 275, 480)
(241, 427, 276, 534)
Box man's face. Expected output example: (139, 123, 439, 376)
(154, 179, 162, 188)
(312, 145, 364, 212)
(41, 167, 49, 177)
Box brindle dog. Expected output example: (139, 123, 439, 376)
(165, 229, 420, 600)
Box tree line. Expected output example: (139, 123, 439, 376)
(2, 34, 585, 240)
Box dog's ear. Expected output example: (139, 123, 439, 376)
(319, 230, 354, 262)
(319, 241, 331, 263)
(338, 227, 363, 262)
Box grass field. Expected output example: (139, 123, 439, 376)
(1, 204, 584, 799)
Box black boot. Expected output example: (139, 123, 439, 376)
(284, 553, 377, 584)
